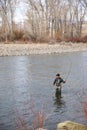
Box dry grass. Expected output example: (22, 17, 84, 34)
(16, 95, 46, 130)
(83, 97, 87, 120)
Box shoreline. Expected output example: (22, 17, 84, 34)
(0, 42, 87, 56)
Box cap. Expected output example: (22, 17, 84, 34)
(56, 73, 60, 76)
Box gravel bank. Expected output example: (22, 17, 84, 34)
(0, 42, 87, 56)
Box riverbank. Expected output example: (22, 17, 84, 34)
(0, 42, 87, 56)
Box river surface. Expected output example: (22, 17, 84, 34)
(0, 51, 87, 130)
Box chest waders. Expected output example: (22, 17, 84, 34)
(55, 84, 62, 97)
(53, 76, 65, 97)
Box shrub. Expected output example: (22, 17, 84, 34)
(13, 30, 24, 40)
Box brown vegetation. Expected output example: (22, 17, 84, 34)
(0, 29, 87, 43)
(83, 97, 87, 122)
(66, 36, 87, 43)
(0, 0, 87, 43)
(16, 96, 45, 130)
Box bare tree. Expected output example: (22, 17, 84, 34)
(79, 0, 87, 9)
(25, 0, 87, 41)
(0, 0, 18, 42)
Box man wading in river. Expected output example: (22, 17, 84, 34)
(53, 73, 66, 97)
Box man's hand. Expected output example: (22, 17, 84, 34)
(64, 80, 66, 83)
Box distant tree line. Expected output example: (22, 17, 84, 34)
(0, 0, 87, 42)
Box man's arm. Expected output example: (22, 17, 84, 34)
(60, 78, 66, 83)
(53, 78, 57, 85)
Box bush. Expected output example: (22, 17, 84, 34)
(81, 36, 87, 43)
(65, 35, 87, 43)
(13, 30, 24, 40)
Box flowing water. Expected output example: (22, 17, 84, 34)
(0, 51, 87, 130)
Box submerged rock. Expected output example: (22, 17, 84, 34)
(57, 121, 87, 130)
(36, 128, 46, 130)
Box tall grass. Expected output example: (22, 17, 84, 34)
(16, 95, 46, 130)
(83, 97, 87, 120)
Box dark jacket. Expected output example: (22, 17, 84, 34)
(53, 77, 65, 86)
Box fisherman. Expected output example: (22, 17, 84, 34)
(53, 73, 66, 97)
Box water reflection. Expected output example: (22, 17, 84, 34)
(53, 90, 65, 110)
(1, 52, 87, 130)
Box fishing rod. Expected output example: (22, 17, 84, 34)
(65, 56, 72, 82)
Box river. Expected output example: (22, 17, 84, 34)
(0, 51, 87, 130)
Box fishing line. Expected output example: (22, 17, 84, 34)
(65, 55, 72, 82)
